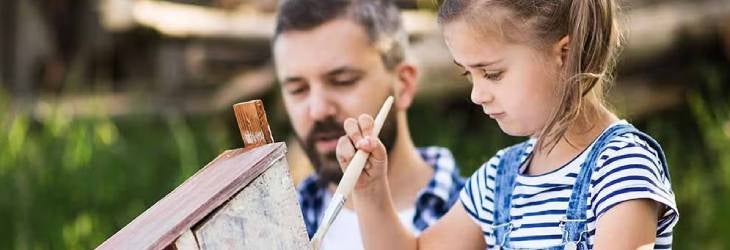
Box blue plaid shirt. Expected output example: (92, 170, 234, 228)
(297, 146, 465, 238)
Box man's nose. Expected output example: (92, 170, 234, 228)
(308, 89, 337, 121)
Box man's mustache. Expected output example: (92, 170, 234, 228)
(304, 117, 346, 147)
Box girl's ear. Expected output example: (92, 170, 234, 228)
(393, 63, 418, 110)
(554, 35, 570, 67)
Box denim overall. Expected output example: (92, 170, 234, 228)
(491, 124, 670, 250)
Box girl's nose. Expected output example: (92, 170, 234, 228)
(470, 82, 494, 105)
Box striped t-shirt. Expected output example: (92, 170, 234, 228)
(461, 121, 678, 249)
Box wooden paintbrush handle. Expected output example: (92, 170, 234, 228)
(334, 96, 394, 197)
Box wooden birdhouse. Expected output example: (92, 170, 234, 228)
(97, 100, 311, 249)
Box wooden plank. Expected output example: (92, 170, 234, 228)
(172, 230, 199, 250)
(233, 100, 273, 149)
(96, 142, 287, 250)
(98, 0, 435, 39)
(194, 158, 310, 249)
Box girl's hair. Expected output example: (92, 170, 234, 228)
(438, 0, 622, 152)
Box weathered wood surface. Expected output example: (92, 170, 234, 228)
(234, 100, 274, 149)
(172, 230, 199, 250)
(96, 142, 287, 250)
(194, 158, 310, 249)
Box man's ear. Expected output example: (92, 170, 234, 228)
(393, 63, 418, 110)
(554, 35, 570, 67)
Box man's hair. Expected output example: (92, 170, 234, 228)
(274, 0, 408, 70)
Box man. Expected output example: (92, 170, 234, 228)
(272, 0, 464, 249)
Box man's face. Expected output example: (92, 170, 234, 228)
(274, 18, 398, 187)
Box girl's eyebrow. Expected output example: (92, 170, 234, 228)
(453, 59, 503, 68)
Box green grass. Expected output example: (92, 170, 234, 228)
(0, 93, 235, 249)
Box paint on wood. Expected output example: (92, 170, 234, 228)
(233, 100, 273, 149)
(96, 142, 287, 250)
(194, 158, 310, 249)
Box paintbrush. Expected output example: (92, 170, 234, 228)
(310, 96, 394, 250)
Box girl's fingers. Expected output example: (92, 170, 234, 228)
(336, 136, 355, 170)
(358, 114, 374, 138)
(344, 118, 363, 145)
(365, 136, 387, 164)
(340, 116, 388, 180)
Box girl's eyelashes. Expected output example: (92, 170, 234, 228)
(483, 71, 504, 81)
(460, 70, 472, 82)
(459, 69, 503, 82)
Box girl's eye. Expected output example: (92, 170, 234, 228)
(483, 71, 504, 81)
(460, 70, 473, 81)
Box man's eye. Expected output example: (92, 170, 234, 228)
(332, 76, 360, 86)
(330, 73, 361, 86)
(333, 79, 356, 85)
(287, 85, 308, 95)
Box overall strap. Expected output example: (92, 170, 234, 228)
(629, 130, 671, 181)
(492, 142, 529, 246)
(562, 124, 636, 244)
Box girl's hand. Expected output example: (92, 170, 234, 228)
(335, 114, 389, 193)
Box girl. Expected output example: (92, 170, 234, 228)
(335, 0, 678, 249)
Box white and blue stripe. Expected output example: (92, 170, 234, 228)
(461, 121, 679, 249)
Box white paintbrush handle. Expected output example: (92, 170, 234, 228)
(310, 96, 394, 250)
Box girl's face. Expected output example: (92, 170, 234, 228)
(443, 19, 563, 137)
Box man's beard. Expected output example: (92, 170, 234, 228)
(297, 106, 398, 188)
